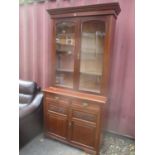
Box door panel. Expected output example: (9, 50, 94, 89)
(70, 120, 96, 149)
(47, 112, 68, 140)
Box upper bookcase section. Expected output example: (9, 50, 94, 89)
(47, 2, 121, 19)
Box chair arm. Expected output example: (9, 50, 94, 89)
(19, 92, 43, 119)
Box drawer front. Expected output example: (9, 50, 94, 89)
(45, 93, 69, 115)
(71, 99, 100, 113)
(46, 94, 69, 105)
(46, 93, 69, 105)
(72, 110, 97, 123)
(48, 103, 68, 115)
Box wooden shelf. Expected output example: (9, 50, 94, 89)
(80, 71, 102, 76)
(79, 87, 100, 93)
(82, 32, 106, 37)
(56, 69, 73, 73)
(55, 84, 73, 89)
(56, 50, 72, 55)
(81, 51, 103, 55)
(56, 42, 75, 46)
(56, 69, 101, 75)
(57, 33, 74, 36)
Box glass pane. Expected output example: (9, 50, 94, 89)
(79, 20, 105, 93)
(55, 21, 75, 88)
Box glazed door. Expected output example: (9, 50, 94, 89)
(54, 18, 107, 94)
(78, 19, 106, 94)
(55, 20, 78, 89)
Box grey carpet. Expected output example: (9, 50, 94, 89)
(19, 133, 135, 155)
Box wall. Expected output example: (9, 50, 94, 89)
(19, 0, 135, 138)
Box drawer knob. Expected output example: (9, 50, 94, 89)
(82, 102, 89, 107)
(54, 96, 59, 100)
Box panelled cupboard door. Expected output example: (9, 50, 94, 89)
(69, 119, 96, 149)
(47, 112, 68, 140)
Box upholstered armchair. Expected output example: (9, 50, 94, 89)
(19, 80, 43, 148)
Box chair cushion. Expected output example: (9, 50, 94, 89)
(19, 80, 37, 95)
(19, 93, 34, 104)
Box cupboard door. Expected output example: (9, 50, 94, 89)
(79, 20, 106, 93)
(70, 119, 96, 149)
(55, 21, 77, 89)
(47, 112, 68, 140)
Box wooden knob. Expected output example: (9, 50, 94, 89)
(82, 102, 89, 107)
(54, 96, 59, 100)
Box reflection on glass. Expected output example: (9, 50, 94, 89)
(79, 20, 105, 93)
(55, 21, 75, 88)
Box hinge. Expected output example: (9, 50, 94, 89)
(69, 122, 72, 128)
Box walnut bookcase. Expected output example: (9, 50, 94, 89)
(43, 2, 120, 155)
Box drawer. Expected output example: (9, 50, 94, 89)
(71, 99, 100, 113)
(72, 110, 97, 123)
(48, 103, 68, 115)
(45, 93, 69, 115)
(45, 93, 69, 106)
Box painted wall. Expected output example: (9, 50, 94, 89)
(19, 0, 135, 138)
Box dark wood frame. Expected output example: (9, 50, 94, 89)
(47, 2, 121, 18)
(44, 2, 121, 155)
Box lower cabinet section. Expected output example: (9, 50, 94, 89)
(43, 90, 106, 155)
